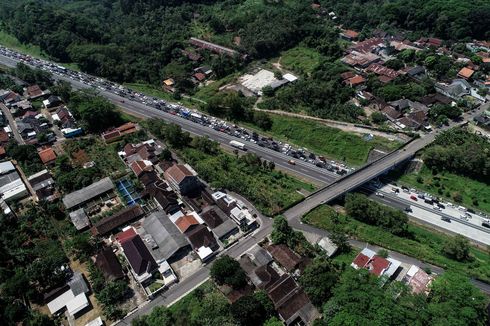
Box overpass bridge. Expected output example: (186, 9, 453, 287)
(283, 133, 437, 220)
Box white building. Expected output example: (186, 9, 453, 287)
(0, 161, 28, 202)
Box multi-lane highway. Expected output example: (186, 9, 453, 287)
(2, 48, 490, 320)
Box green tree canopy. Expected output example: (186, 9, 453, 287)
(210, 255, 247, 289)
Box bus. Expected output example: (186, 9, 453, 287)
(229, 140, 246, 150)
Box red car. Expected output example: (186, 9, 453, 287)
(410, 195, 418, 201)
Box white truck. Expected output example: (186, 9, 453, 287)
(229, 140, 246, 150)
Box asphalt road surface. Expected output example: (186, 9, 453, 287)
(2, 54, 489, 321)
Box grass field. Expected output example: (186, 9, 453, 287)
(303, 205, 490, 282)
(0, 29, 80, 71)
(280, 46, 324, 75)
(0, 30, 45, 58)
(394, 166, 490, 215)
(248, 114, 401, 166)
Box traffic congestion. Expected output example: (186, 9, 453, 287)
(0, 45, 352, 176)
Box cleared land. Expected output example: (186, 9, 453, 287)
(303, 205, 490, 282)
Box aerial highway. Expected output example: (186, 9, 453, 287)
(282, 134, 437, 220)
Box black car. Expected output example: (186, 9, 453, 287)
(468, 208, 476, 214)
(482, 222, 490, 228)
(404, 206, 412, 213)
(441, 216, 451, 222)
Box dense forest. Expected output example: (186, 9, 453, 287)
(0, 0, 488, 86)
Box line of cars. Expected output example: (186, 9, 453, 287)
(393, 185, 490, 227)
(0, 46, 352, 177)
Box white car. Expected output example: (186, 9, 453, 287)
(375, 192, 384, 198)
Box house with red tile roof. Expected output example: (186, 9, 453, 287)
(457, 67, 475, 79)
(164, 164, 200, 195)
(193, 72, 206, 82)
(345, 75, 366, 87)
(101, 122, 138, 143)
(174, 214, 200, 234)
(26, 85, 46, 99)
(351, 248, 401, 278)
(340, 29, 359, 41)
(38, 147, 57, 165)
(130, 160, 153, 177)
(115, 227, 137, 244)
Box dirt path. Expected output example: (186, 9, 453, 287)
(271, 56, 284, 72)
(253, 108, 411, 142)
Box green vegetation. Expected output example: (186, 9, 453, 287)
(393, 129, 490, 214)
(253, 114, 401, 166)
(271, 216, 316, 257)
(258, 62, 359, 121)
(5, 143, 44, 176)
(397, 166, 490, 215)
(423, 129, 489, 181)
(323, 269, 487, 326)
(230, 292, 275, 326)
(192, 73, 239, 104)
(298, 256, 340, 307)
(88, 262, 128, 320)
(345, 193, 409, 236)
(210, 255, 247, 290)
(0, 204, 67, 325)
(203, 92, 272, 130)
(303, 202, 490, 282)
(182, 146, 313, 215)
(280, 46, 324, 75)
(70, 90, 125, 133)
(133, 281, 233, 326)
(12, 62, 53, 89)
(0, 29, 45, 58)
(64, 137, 127, 177)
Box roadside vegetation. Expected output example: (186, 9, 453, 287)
(180, 147, 314, 216)
(398, 166, 490, 215)
(145, 118, 315, 216)
(0, 29, 45, 58)
(391, 128, 490, 214)
(302, 195, 490, 283)
(250, 114, 401, 166)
